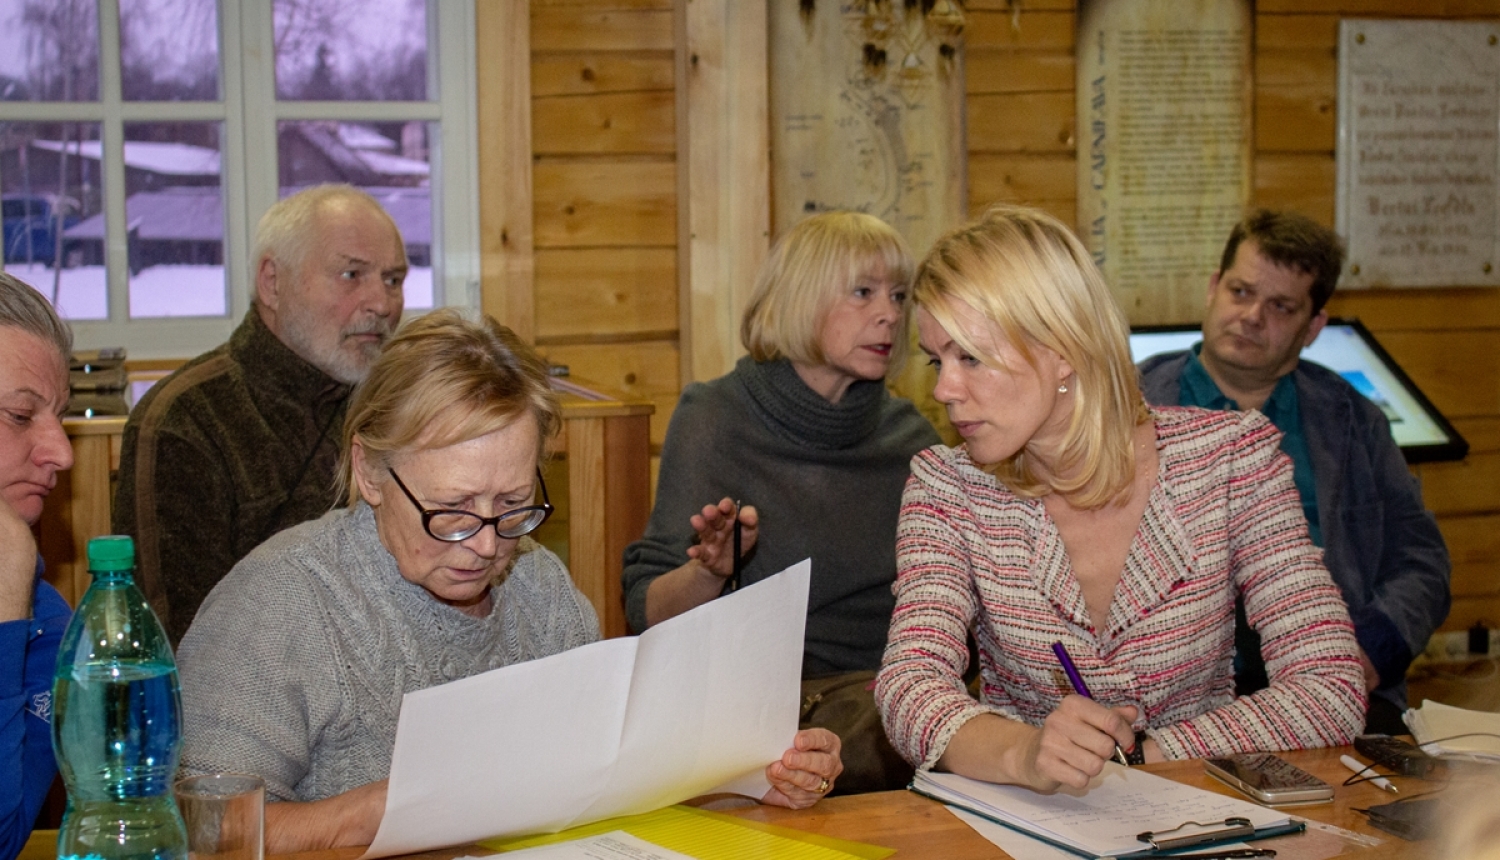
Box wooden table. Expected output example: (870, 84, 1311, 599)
(192, 745, 1478, 860)
(544, 378, 653, 638)
(713, 746, 1462, 858)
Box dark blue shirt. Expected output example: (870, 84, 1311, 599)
(1179, 343, 1322, 546)
(1, 557, 70, 860)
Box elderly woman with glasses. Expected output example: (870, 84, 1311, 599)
(176, 311, 843, 854)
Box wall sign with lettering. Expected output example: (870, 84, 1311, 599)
(1337, 19, 1500, 288)
(1076, 0, 1253, 325)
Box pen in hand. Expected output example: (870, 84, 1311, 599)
(726, 499, 743, 592)
(1051, 641, 1131, 767)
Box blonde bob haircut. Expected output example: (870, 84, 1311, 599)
(914, 204, 1148, 509)
(740, 211, 914, 373)
(338, 309, 561, 505)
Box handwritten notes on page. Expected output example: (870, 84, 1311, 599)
(482, 804, 894, 860)
(478, 831, 695, 859)
(362, 561, 811, 859)
(914, 764, 1289, 857)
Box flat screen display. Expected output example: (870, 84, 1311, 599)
(1131, 319, 1467, 463)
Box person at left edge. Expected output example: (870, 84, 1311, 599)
(175, 311, 843, 854)
(622, 212, 940, 794)
(0, 273, 74, 860)
(113, 184, 408, 644)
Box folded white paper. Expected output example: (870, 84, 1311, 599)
(362, 560, 810, 858)
(1406, 698, 1500, 761)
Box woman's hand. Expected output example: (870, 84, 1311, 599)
(263, 779, 388, 854)
(643, 498, 761, 626)
(684, 498, 759, 579)
(761, 728, 843, 809)
(0, 496, 38, 623)
(1021, 696, 1138, 791)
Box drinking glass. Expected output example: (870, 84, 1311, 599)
(174, 773, 265, 860)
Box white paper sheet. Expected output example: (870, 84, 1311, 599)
(457, 831, 697, 859)
(914, 765, 1289, 857)
(361, 561, 809, 858)
(1407, 699, 1500, 761)
(949, 808, 1258, 860)
(946, 807, 1081, 860)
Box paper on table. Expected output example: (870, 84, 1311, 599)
(483, 804, 895, 860)
(1406, 699, 1500, 761)
(463, 831, 696, 859)
(947, 808, 1260, 860)
(914, 765, 1290, 857)
(362, 561, 810, 859)
(945, 808, 1082, 860)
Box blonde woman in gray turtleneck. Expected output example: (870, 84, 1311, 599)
(623, 213, 940, 795)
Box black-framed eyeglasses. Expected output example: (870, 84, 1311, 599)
(387, 467, 553, 541)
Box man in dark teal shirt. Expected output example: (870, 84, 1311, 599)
(1140, 210, 1451, 734)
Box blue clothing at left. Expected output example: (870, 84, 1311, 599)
(1179, 343, 1321, 546)
(1, 557, 70, 860)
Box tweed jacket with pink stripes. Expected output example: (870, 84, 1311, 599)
(876, 406, 1365, 769)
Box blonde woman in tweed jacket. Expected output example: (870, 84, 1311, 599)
(874, 206, 1365, 794)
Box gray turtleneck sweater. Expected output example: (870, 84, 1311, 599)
(177, 503, 600, 802)
(623, 357, 939, 677)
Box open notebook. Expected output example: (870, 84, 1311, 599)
(913, 764, 1303, 859)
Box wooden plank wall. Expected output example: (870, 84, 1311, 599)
(530, 0, 682, 466)
(523, 0, 1499, 634)
(966, 0, 1500, 634)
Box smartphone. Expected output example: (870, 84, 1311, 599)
(1204, 752, 1334, 805)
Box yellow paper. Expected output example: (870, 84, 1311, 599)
(480, 805, 893, 860)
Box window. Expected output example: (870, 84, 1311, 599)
(0, 0, 478, 357)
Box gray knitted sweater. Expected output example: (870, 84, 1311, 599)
(176, 503, 600, 801)
(623, 357, 939, 677)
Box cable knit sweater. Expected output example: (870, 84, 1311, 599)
(876, 407, 1365, 769)
(177, 503, 600, 802)
(622, 357, 939, 676)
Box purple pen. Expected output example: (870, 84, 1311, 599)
(1052, 641, 1131, 766)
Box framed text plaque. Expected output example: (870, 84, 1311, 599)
(1076, 0, 1252, 325)
(1337, 20, 1500, 288)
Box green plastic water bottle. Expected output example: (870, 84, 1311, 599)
(52, 536, 188, 860)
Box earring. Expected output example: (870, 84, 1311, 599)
(1058, 382, 1069, 394)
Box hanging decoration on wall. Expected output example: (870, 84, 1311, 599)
(771, 0, 967, 437)
(771, 0, 967, 255)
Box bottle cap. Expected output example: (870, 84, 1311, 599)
(87, 535, 136, 572)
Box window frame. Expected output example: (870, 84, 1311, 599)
(0, 0, 480, 358)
